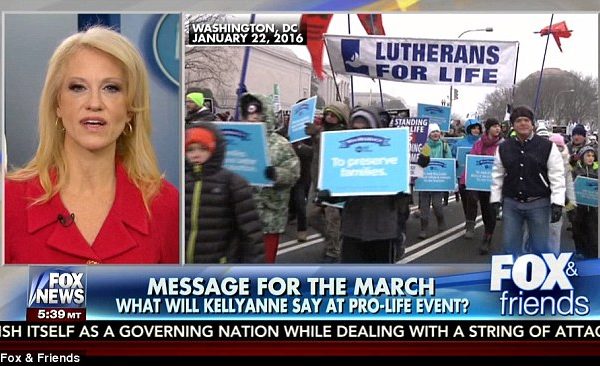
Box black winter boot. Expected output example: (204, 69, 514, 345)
(418, 219, 428, 239)
(436, 214, 447, 232)
(479, 233, 492, 255)
(464, 220, 476, 239)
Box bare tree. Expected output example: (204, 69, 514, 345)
(478, 87, 513, 120)
(569, 72, 598, 129)
(184, 14, 239, 92)
(480, 69, 598, 128)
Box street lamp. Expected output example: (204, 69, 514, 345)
(458, 27, 494, 39)
(553, 89, 575, 125)
(449, 27, 494, 107)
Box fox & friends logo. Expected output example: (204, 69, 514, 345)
(28, 267, 86, 308)
(490, 253, 589, 316)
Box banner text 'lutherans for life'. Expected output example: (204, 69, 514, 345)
(325, 35, 518, 86)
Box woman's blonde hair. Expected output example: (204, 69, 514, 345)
(8, 26, 163, 210)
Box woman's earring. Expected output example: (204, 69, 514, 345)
(55, 118, 65, 132)
(123, 122, 133, 136)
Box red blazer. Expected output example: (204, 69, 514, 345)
(5, 163, 180, 264)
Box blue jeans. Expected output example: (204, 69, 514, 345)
(502, 197, 551, 256)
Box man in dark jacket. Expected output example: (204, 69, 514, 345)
(490, 106, 565, 256)
(184, 122, 264, 263)
(318, 106, 414, 263)
(567, 124, 588, 167)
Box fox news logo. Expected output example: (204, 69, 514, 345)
(28, 267, 86, 308)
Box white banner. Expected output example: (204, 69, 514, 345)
(325, 34, 519, 87)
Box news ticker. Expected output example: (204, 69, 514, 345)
(187, 15, 306, 46)
(2, 321, 600, 341)
(1, 254, 599, 323)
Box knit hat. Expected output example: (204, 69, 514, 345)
(578, 145, 597, 160)
(427, 123, 441, 135)
(323, 106, 345, 123)
(572, 124, 587, 137)
(536, 125, 551, 138)
(464, 118, 482, 135)
(509, 105, 534, 124)
(484, 117, 500, 131)
(548, 133, 565, 147)
(185, 127, 216, 152)
(349, 108, 378, 129)
(323, 102, 350, 125)
(186, 92, 205, 108)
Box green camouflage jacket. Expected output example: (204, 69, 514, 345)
(244, 93, 300, 233)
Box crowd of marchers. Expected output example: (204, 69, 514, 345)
(184, 92, 598, 264)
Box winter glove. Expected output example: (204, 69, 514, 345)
(265, 166, 277, 181)
(567, 209, 577, 224)
(491, 202, 502, 217)
(304, 123, 321, 136)
(316, 189, 332, 202)
(420, 144, 431, 157)
(565, 201, 576, 212)
(569, 154, 579, 166)
(417, 154, 430, 168)
(550, 204, 563, 223)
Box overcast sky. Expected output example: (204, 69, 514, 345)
(280, 13, 598, 118)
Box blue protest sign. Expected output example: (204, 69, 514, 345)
(574, 176, 598, 207)
(443, 137, 461, 150)
(465, 154, 495, 191)
(414, 158, 456, 191)
(455, 146, 470, 177)
(319, 128, 410, 196)
(214, 122, 272, 186)
(288, 96, 317, 143)
(417, 103, 451, 132)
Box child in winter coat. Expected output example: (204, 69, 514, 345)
(571, 145, 598, 258)
(452, 118, 482, 239)
(185, 123, 264, 263)
(418, 123, 453, 239)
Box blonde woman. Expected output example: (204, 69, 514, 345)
(5, 26, 179, 264)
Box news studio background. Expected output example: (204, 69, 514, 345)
(1, 1, 600, 363)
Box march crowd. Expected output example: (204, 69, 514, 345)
(183, 91, 598, 264)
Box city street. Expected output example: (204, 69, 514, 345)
(276, 195, 576, 264)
